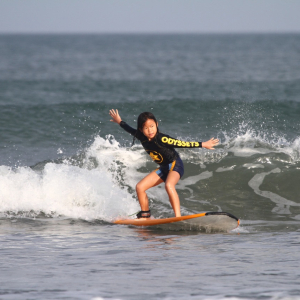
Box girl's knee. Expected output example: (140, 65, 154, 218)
(165, 182, 175, 192)
(136, 181, 144, 193)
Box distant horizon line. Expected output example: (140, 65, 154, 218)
(0, 31, 300, 35)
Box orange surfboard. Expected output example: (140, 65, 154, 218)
(114, 211, 239, 232)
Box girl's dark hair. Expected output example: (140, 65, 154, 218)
(132, 112, 158, 146)
(137, 112, 158, 130)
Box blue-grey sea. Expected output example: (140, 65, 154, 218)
(1, 34, 300, 300)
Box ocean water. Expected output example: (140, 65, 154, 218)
(1, 34, 300, 299)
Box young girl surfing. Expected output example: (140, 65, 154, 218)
(109, 109, 219, 219)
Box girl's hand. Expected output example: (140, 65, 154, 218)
(109, 109, 122, 124)
(202, 138, 219, 150)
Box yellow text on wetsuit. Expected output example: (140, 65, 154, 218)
(161, 137, 199, 147)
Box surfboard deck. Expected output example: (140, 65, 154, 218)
(114, 212, 239, 232)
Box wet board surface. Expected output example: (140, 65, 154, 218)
(114, 212, 240, 232)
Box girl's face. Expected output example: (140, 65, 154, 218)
(141, 118, 158, 140)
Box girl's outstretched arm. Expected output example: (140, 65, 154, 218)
(109, 109, 138, 136)
(109, 109, 122, 124)
(202, 138, 219, 150)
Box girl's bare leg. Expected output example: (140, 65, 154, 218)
(165, 171, 181, 217)
(136, 171, 164, 211)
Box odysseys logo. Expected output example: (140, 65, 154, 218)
(161, 137, 199, 148)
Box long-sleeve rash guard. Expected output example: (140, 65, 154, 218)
(120, 121, 202, 165)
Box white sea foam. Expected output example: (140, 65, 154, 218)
(216, 165, 236, 172)
(223, 128, 300, 162)
(0, 135, 141, 221)
(223, 129, 277, 157)
(85, 135, 146, 190)
(281, 136, 300, 162)
(243, 163, 264, 169)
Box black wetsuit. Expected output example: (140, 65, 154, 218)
(120, 121, 202, 165)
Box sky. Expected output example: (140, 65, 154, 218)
(0, 0, 300, 34)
